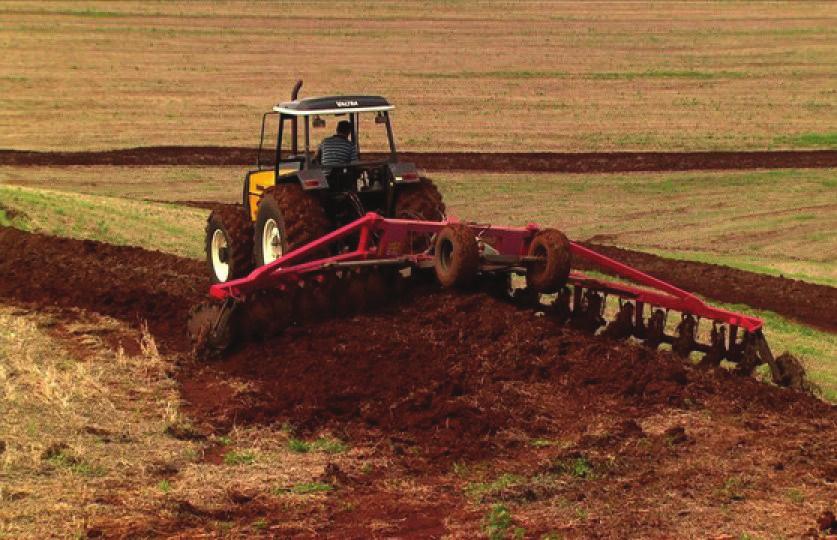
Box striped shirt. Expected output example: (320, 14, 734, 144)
(318, 135, 359, 167)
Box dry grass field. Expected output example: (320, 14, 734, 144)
(0, 306, 354, 538)
(1, 1, 835, 152)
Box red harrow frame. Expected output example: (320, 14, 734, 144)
(191, 212, 786, 383)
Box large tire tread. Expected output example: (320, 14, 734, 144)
(205, 204, 254, 283)
(525, 228, 571, 293)
(434, 223, 480, 288)
(394, 177, 446, 221)
(261, 184, 330, 253)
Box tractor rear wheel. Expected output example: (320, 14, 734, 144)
(394, 177, 446, 221)
(525, 228, 571, 294)
(394, 177, 446, 252)
(205, 205, 254, 284)
(254, 184, 330, 267)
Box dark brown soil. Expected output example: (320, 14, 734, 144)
(580, 242, 837, 333)
(2, 146, 836, 172)
(149, 199, 219, 210)
(179, 291, 832, 460)
(1, 226, 835, 538)
(0, 226, 206, 353)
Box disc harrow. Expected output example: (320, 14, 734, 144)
(188, 212, 803, 387)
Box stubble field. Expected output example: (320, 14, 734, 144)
(0, 1, 835, 152)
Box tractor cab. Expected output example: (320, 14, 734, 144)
(245, 84, 419, 224)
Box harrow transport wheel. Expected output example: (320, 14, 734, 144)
(254, 184, 330, 267)
(434, 224, 479, 288)
(526, 228, 571, 294)
(205, 205, 254, 284)
(394, 177, 446, 252)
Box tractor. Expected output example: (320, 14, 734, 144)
(205, 80, 444, 283)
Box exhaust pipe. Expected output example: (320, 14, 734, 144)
(290, 80, 302, 155)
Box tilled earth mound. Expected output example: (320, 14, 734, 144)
(0, 226, 206, 352)
(180, 291, 833, 461)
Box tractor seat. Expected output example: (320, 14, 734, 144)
(325, 165, 362, 191)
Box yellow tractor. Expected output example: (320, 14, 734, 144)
(206, 80, 445, 283)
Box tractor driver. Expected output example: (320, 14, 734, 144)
(316, 120, 359, 168)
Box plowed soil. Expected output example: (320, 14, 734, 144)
(180, 292, 830, 457)
(0, 226, 835, 537)
(2, 147, 836, 172)
(0, 226, 205, 353)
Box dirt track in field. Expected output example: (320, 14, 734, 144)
(2, 146, 836, 172)
(0, 226, 835, 537)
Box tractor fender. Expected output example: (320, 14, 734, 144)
(294, 169, 328, 190)
(389, 162, 420, 184)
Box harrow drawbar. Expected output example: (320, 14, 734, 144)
(188, 212, 801, 386)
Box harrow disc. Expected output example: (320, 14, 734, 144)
(672, 314, 697, 358)
(571, 289, 605, 334)
(698, 324, 727, 368)
(736, 333, 762, 376)
(550, 287, 573, 323)
(602, 302, 635, 340)
(773, 352, 812, 391)
(343, 270, 369, 314)
(644, 309, 666, 350)
(365, 268, 394, 310)
(294, 278, 334, 324)
(240, 290, 293, 340)
(187, 300, 237, 357)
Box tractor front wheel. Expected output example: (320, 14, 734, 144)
(254, 184, 330, 267)
(205, 205, 254, 284)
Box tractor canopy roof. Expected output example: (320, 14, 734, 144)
(273, 95, 393, 116)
